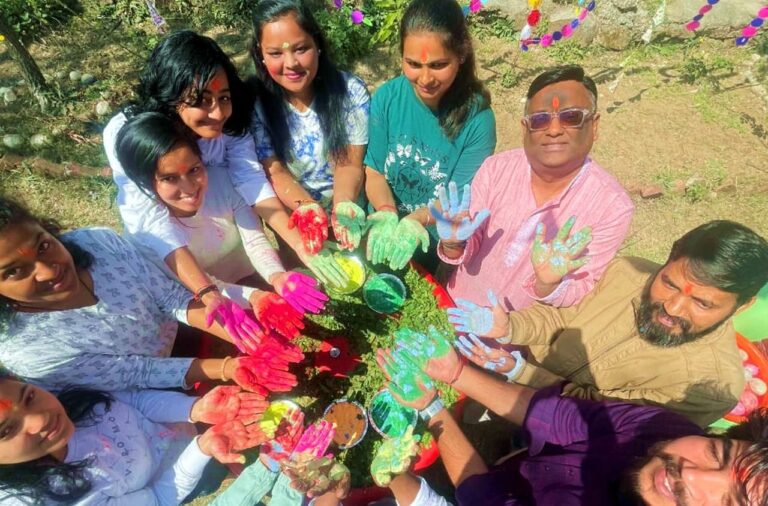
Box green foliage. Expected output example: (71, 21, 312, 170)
(680, 52, 734, 90)
(293, 264, 457, 487)
(500, 65, 521, 89)
(313, 2, 377, 69)
(367, 0, 409, 46)
(469, 9, 518, 42)
(0, 0, 80, 41)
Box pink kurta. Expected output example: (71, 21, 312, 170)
(440, 148, 634, 311)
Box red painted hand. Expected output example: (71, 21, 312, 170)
(198, 420, 268, 464)
(232, 355, 299, 394)
(251, 292, 304, 340)
(289, 202, 329, 255)
(190, 385, 268, 426)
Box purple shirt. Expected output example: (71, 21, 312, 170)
(455, 384, 703, 505)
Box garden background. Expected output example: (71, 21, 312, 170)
(0, 0, 767, 502)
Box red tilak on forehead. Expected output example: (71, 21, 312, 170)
(17, 247, 34, 257)
(210, 77, 222, 92)
(683, 283, 693, 296)
(420, 46, 428, 64)
(0, 398, 12, 413)
(552, 96, 560, 110)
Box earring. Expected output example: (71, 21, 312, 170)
(318, 49, 322, 54)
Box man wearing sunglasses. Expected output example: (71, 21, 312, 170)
(438, 65, 634, 313)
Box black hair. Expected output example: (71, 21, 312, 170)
(526, 64, 598, 111)
(399, 0, 491, 140)
(0, 197, 94, 323)
(115, 112, 201, 199)
(0, 375, 112, 504)
(250, 0, 351, 163)
(132, 30, 253, 136)
(726, 408, 768, 506)
(667, 220, 768, 305)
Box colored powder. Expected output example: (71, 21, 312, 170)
(363, 274, 406, 314)
(323, 400, 367, 448)
(370, 391, 416, 438)
(329, 255, 366, 295)
(260, 401, 294, 438)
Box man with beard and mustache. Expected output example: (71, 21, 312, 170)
(450, 220, 768, 427)
(374, 342, 768, 506)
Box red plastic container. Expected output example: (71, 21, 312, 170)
(724, 333, 768, 423)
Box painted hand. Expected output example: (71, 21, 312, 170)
(331, 201, 366, 251)
(190, 385, 268, 426)
(289, 202, 328, 255)
(232, 355, 299, 395)
(199, 420, 268, 464)
(377, 348, 435, 408)
(456, 333, 522, 380)
(365, 210, 399, 265)
(251, 292, 304, 340)
(446, 290, 508, 339)
(292, 419, 336, 459)
(298, 246, 350, 289)
(392, 326, 458, 379)
(370, 426, 421, 486)
(428, 181, 490, 242)
(204, 296, 264, 355)
(282, 455, 351, 499)
(388, 217, 430, 271)
(531, 216, 592, 286)
(271, 271, 328, 315)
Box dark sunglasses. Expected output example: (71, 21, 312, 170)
(523, 108, 595, 132)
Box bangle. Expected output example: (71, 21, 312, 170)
(378, 205, 397, 213)
(419, 397, 445, 421)
(503, 351, 526, 383)
(448, 357, 465, 385)
(195, 283, 219, 302)
(220, 356, 232, 382)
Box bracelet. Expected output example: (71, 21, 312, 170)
(448, 357, 465, 385)
(503, 351, 526, 383)
(194, 283, 219, 302)
(220, 356, 232, 382)
(419, 397, 445, 421)
(378, 205, 397, 213)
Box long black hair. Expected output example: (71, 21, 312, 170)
(250, 0, 351, 163)
(115, 112, 202, 199)
(131, 30, 252, 137)
(0, 375, 112, 504)
(0, 197, 94, 323)
(400, 0, 491, 140)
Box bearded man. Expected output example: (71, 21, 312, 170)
(451, 220, 768, 426)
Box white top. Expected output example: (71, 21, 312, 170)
(103, 112, 277, 260)
(0, 390, 209, 506)
(250, 71, 369, 207)
(0, 228, 195, 392)
(132, 160, 285, 304)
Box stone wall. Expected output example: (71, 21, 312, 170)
(484, 0, 766, 50)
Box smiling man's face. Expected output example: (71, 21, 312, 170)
(522, 79, 599, 178)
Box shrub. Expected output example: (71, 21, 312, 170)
(0, 0, 80, 41)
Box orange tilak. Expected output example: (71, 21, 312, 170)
(0, 398, 13, 413)
(17, 247, 34, 257)
(210, 77, 222, 92)
(552, 96, 560, 110)
(420, 46, 428, 64)
(683, 283, 693, 296)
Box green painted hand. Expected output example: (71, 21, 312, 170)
(298, 245, 350, 289)
(365, 210, 399, 265)
(531, 216, 592, 286)
(331, 201, 366, 251)
(370, 426, 421, 486)
(379, 347, 434, 403)
(388, 217, 430, 271)
(282, 455, 350, 498)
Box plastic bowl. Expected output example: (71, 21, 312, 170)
(362, 273, 407, 314)
(327, 254, 367, 296)
(323, 399, 368, 449)
(368, 389, 417, 439)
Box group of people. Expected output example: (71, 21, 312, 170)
(0, 0, 767, 504)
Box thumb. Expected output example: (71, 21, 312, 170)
(487, 290, 499, 308)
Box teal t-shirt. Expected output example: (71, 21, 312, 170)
(364, 75, 497, 217)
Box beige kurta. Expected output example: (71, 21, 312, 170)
(504, 256, 744, 427)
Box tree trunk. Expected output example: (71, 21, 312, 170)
(0, 16, 51, 112)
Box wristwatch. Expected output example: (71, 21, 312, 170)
(419, 397, 445, 421)
(503, 351, 526, 382)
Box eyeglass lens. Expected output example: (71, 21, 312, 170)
(528, 109, 587, 131)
